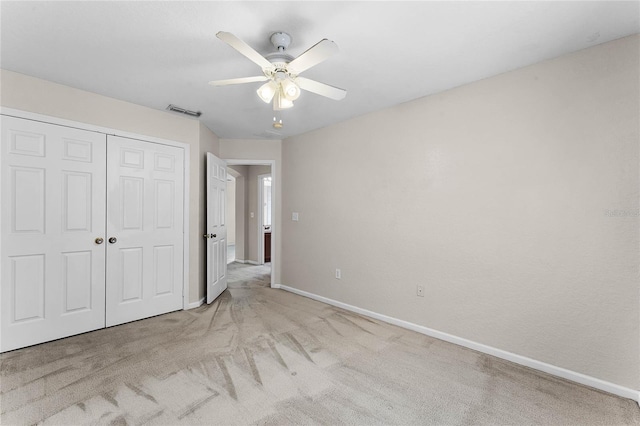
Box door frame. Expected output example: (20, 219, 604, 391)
(257, 173, 271, 265)
(226, 159, 277, 289)
(0, 107, 192, 311)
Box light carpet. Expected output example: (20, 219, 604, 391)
(1, 262, 638, 425)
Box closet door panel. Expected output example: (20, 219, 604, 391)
(1, 116, 107, 352)
(105, 136, 184, 327)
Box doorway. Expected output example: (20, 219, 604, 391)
(225, 160, 276, 289)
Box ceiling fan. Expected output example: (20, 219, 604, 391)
(209, 31, 347, 110)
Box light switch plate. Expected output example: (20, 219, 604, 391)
(292, 212, 299, 221)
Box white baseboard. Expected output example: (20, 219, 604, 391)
(234, 259, 261, 266)
(186, 297, 205, 310)
(276, 284, 638, 402)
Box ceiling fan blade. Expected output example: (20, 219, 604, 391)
(208, 76, 269, 86)
(287, 39, 338, 74)
(296, 77, 346, 101)
(217, 31, 273, 70)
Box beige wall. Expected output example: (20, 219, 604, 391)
(228, 165, 248, 261)
(220, 139, 282, 281)
(281, 35, 640, 389)
(1, 70, 219, 304)
(226, 177, 236, 245)
(0, 70, 200, 145)
(247, 165, 272, 263)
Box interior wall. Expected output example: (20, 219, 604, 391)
(281, 35, 640, 390)
(248, 165, 272, 263)
(0, 70, 200, 144)
(220, 140, 282, 280)
(229, 165, 248, 261)
(0, 69, 220, 305)
(226, 177, 236, 245)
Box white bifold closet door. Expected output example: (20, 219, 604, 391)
(1, 116, 185, 352)
(105, 136, 184, 326)
(1, 116, 107, 352)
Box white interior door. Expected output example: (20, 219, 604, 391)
(105, 136, 184, 326)
(206, 152, 227, 304)
(1, 116, 107, 352)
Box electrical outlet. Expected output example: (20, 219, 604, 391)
(335, 269, 341, 279)
(292, 212, 299, 221)
(417, 285, 424, 297)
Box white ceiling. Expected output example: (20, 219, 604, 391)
(1, 1, 638, 139)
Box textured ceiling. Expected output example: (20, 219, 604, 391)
(1, 1, 638, 139)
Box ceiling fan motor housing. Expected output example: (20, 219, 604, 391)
(265, 55, 294, 67)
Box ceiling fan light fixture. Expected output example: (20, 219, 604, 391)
(274, 91, 294, 110)
(257, 81, 277, 103)
(281, 78, 300, 101)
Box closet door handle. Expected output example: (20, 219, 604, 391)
(108, 237, 117, 244)
(95, 237, 104, 245)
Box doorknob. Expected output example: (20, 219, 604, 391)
(203, 234, 218, 239)
(108, 237, 117, 244)
(95, 237, 104, 244)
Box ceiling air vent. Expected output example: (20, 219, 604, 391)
(167, 104, 202, 117)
